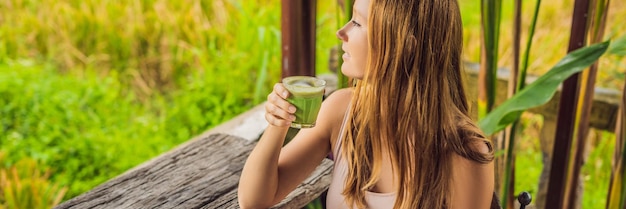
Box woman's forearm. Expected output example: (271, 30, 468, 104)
(238, 125, 289, 208)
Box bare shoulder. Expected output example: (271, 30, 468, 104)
(317, 88, 353, 149)
(450, 142, 492, 175)
(323, 88, 353, 108)
(449, 142, 494, 209)
(319, 88, 353, 121)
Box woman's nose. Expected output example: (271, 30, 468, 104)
(336, 25, 348, 41)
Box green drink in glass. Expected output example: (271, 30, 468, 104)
(282, 76, 326, 128)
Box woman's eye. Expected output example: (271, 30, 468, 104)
(351, 20, 361, 27)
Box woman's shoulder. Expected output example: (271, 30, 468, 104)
(450, 141, 491, 164)
(449, 140, 494, 208)
(450, 117, 494, 175)
(321, 88, 353, 113)
(326, 87, 353, 100)
(317, 88, 353, 142)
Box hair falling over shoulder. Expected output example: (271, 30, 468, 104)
(340, 0, 494, 208)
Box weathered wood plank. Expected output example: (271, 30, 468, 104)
(271, 159, 332, 209)
(55, 133, 333, 209)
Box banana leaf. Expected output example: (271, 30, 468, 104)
(609, 35, 626, 56)
(478, 41, 610, 135)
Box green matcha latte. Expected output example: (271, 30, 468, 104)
(282, 76, 326, 128)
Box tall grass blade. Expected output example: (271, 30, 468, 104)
(518, 0, 542, 91)
(478, 41, 610, 135)
(0, 156, 67, 209)
(478, 0, 502, 119)
(607, 83, 626, 209)
(501, 0, 523, 206)
(479, 0, 503, 200)
(501, 0, 542, 206)
(254, 51, 270, 104)
(607, 34, 626, 209)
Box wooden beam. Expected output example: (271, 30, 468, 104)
(54, 134, 333, 209)
(281, 0, 317, 78)
(545, 0, 591, 208)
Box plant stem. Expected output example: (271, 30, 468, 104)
(518, 0, 542, 91)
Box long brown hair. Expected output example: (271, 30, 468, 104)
(340, 0, 494, 208)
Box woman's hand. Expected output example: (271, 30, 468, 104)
(265, 83, 297, 127)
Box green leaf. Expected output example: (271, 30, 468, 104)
(479, 41, 610, 135)
(609, 35, 626, 56)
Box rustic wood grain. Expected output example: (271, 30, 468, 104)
(55, 133, 333, 209)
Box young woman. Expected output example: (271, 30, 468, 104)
(238, 0, 495, 208)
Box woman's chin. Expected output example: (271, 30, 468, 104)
(340, 66, 363, 80)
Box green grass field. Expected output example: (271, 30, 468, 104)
(0, 0, 624, 208)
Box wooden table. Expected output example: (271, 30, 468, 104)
(55, 133, 333, 209)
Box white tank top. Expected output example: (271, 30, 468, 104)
(326, 112, 397, 209)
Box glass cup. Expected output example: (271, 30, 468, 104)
(282, 76, 326, 128)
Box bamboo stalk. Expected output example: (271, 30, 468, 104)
(545, 0, 592, 208)
(567, 0, 610, 208)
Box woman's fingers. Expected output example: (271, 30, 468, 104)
(268, 90, 296, 114)
(273, 83, 290, 99)
(265, 101, 294, 127)
(266, 97, 296, 121)
(265, 83, 297, 127)
(270, 83, 296, 114)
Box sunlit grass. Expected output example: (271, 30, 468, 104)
(0, 0, 283, 98)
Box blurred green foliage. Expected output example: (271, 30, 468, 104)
(0, 152, 67, 209)
(0, 60, 255, 198)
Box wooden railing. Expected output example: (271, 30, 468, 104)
(54, 104, 332, 209)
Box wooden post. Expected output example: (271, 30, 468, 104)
(545, 0, 591, 208)
(281, 0, 317, 78)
